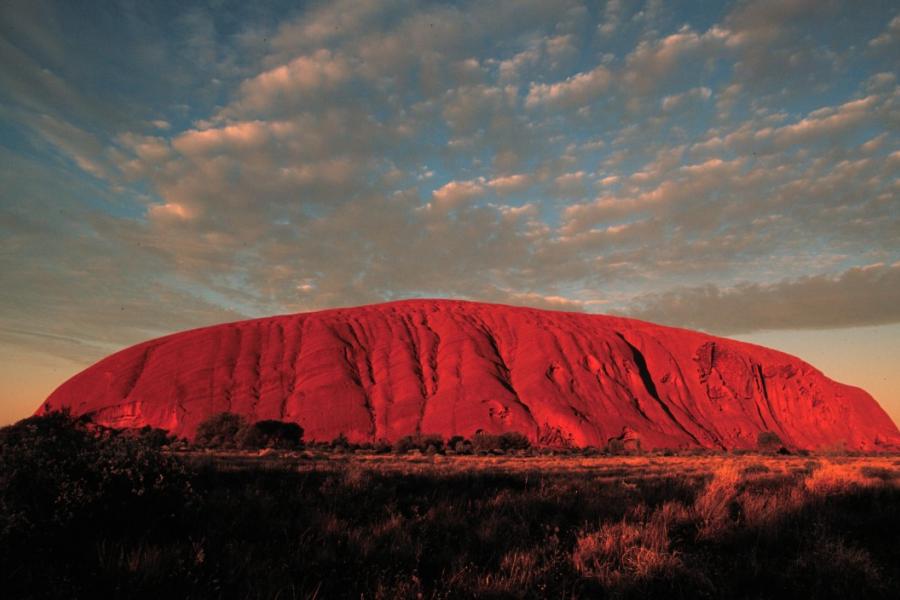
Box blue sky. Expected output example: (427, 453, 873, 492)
(1, 0, 899, 424)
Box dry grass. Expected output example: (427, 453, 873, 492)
(175, 451, 900, 598)
(573, 501, 688, 587)
(9, 447, 900, 599)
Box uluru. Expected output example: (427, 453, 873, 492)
(39, 300, 900, 451)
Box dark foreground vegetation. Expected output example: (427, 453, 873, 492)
(2, 412, 899, 599)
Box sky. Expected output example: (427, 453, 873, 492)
(1, 0, 898, 426)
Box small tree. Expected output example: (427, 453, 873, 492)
(135, 425, 176, 448)
(194, 412, 246, 448)
(420, 434, 444, 454)
(237, 420, 304, 450)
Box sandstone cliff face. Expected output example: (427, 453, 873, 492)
(39, 300, 900, 450)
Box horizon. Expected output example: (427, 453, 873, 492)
(2, 0, 899, 427)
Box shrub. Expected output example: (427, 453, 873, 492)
(333, 432, 355, 450)
(804, 461, 871, 494)
(694, 464, 741, 538)
(472, 431, 531, 454)
(499, 432, 531, 451)
(572, 503, 689, 590)
(448, 436, 473, 454)
(392, 435, 414, 454)
(447, 435, 466, 449)
(393, 434, 444, 454)
(757, 431, 784, 453)
(237, 420, 304, 450)
(194, 412, 247, 448)
(116, 425, 176, 448)
(860, 466, 896, 481)
(0, 411, 193, 581)
(373, 438, 393, 454)
(143, 425, 175, 446)
(605, 438, 626, 455)
(421, 434, 445, 454)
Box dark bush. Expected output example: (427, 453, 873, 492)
(447, 435, 473, 454)
(373, 438, 393, 453)
(472, 431, 531, 454)
(447, 435, 466, 448)
(331, 432, 352, 451)
(0, 410, 194, 597)
(393, 435, 417, 454)
(605, 438, 626, 455)
(757, 431, 784, 453)
(130, 424, 176, 447)
(237, 420, 304, 450)
(860, 466, 896, 481)
(499, 431, 531, 450)
(393, 434, 445, 454)
(421, 434, 445, 454)
(194, 412, 247, 448)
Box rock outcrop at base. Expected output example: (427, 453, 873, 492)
(39, 300, 900, 450)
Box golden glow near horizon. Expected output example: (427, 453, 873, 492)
(0, 346, 82, 426)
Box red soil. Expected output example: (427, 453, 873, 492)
(39, 299, 900, 450)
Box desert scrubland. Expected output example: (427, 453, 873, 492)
(3, 414, 899, 599)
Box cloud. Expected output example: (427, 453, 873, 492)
(597, 0, 623, 37)
(26, 113, 114, 179)
(441, 84, 518, 133)
(562, 157, 744, 233)
(691, 92, 893, 156)
(430, 179, 485, 209)
(225, 49, 352, 117)
(496, 34, 576, 82)
(0, 152, 247, 366)
(661, 86, 712, 112)
(525, 64, 612, 108)
(489, 290, 587, 312)
(764, 95, 879, 149)
(553, 170, 588, 197)
(624, 263, 900, 334)
(486, 173, 531, 194)
(497, 46, 541, 82)
(868, 14, 900, 48)
(622, 27, 718, 94)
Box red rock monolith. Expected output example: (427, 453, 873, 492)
(39, 300, 900, 450)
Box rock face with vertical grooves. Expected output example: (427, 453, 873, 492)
(38, 299, 900, 450)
